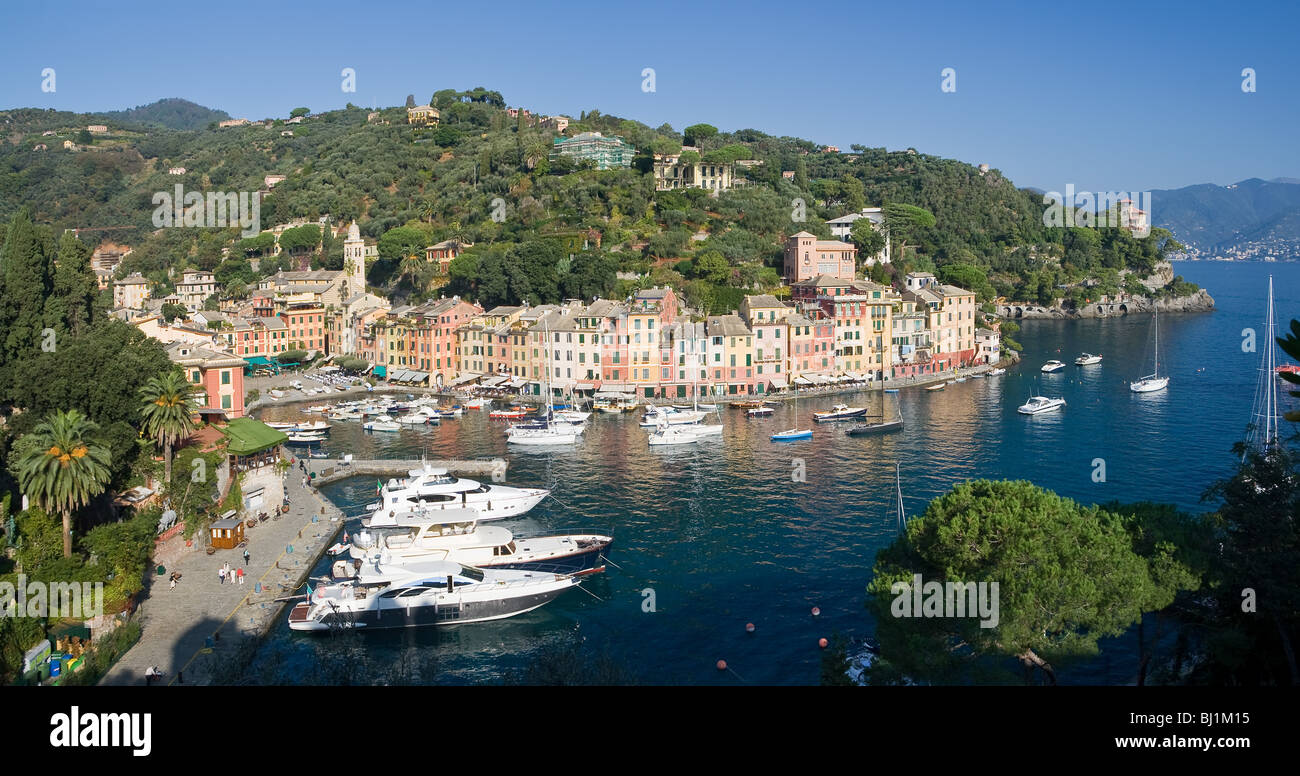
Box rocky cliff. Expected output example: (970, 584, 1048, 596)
(998, 288, 1215, 320)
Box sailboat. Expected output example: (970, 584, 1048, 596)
(507, 320, 581, 445)
(1243, 275, 1283, 460)
(1130, 309, 1169, 393)
(771, 384, 812, 441)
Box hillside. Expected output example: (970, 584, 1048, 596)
(0, 91, 1189, 311)
(1153, 177, 1300, 259)
(96, 97, 231, 131)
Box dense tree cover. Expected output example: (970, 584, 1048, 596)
(865, 480, 1201, 685)
(0, 93, 1188, 315)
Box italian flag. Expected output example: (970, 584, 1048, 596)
(376, 478, 383, 495)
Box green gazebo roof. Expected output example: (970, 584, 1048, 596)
(222, 417, 288, 455)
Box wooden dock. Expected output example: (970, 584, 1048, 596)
(301, 458, 507, 487)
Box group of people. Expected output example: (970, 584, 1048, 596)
(217, 555, 250, 586)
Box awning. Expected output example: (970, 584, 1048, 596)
(407, 370, 428, 384)
(508, 377, 527, 388)
(601, 383, 628, 393)
(482, 375, 507, 387)
(222, 417, 289, 456)
(770, 378, 788, 389)
(449, 372, 481, 386)
(574, 383, 596, 391)
(794, 376, 813, 386)
(305, 349, 318, 360)
(373, 365, 387, 378)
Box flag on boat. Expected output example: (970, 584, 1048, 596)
(376, 478, 383, 494)
(305, 582, 313, 599)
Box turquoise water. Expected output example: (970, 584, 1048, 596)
(255, 261, 1298, 685)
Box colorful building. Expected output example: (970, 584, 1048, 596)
(783, 231, 857, 283)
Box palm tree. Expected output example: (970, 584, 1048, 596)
(15, 409, 112, 557)
(139, 370, 199, 484)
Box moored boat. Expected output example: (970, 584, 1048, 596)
(287, 560, 579, 632)
(812, 403, 867, 422)
(1017, 395, 1066, 415)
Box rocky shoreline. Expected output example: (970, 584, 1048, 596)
(998, 288, 1215, 320)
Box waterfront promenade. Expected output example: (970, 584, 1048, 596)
(100, 471, 346, 686)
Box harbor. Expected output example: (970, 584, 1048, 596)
(228, 262, 1274, 685)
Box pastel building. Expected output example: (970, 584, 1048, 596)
(166, 342, 247, 419)
(706, 314, 756, 396)
(176, 270, 218, 311)
(113, 273, 151, 310)
(783, 232, 857, 283)
(740, 295, 790, 393)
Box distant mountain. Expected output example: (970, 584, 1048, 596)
(1152, 177, 1300, 259)
(96, 98, 230, 131)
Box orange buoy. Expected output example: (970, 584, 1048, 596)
(716, 660, 727, 671)
(819, 638, 828, 648)
(745, 623, 755, 633)
(811, 606, 821, 616)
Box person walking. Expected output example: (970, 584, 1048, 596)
(218, 566, 226, 584)
(243, 548, 251, 566)
(237, 567, 245, 586)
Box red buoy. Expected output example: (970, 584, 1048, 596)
(716, 660, 727, 671)
(811, 606, 821, 616)
(819, 638, 829, 649)
(745, 623, 755, 633)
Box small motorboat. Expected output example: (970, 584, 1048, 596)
(747, 405, 774, 417)
(987, 368, 1007, 376)
(326, 542, 351, 556)
(307, 450, 329, 458)
(952, 377, 967, 383)
(1075, 353, 1103, 366)
(489, 408, 529, 419)
(1017, 396, 1066, 415)
(884, 388, 900, 394)
(813, 404, 867, 422)
(466, 398, 492, 409)
(364, 418, 401, 432)
(925, 383, 947, 392)
(647, 425, 702, 446)
(286, 431, 327, 445)
(1041, 360, 1066, 373)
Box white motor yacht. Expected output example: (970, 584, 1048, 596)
(1040, 360, 1066, 373)
(1075, 353, 1103, 366)
(344, 508, 611, 575)
(287, 559, 578, 631)
(1017, 396, 1066, 415)
(366, 463, 549, 521)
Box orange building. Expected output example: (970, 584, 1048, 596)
(166, 342, 248, 419)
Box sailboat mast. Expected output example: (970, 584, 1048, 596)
(895, 462, 906, 533)
(1266, 275, 1277, 448)
(1153, 309, 1159, 379)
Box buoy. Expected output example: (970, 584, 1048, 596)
(811, 606, 821, 616)
(745, 623, 755, 633)
(819, 638, 828, 649)
(716, 660, 727, 671)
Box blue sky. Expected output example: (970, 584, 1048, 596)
(4, 0, 1297, 193)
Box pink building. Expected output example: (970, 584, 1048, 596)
(783, 232, 857, 283)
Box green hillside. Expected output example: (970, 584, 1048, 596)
(0, 90, 1188, 310)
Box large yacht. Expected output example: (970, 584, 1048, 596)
(288, 559, 579, 631)
(344, 507, 611, 575)
(365, 463, 549, 521)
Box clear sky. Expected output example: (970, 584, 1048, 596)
(4, 0, 1296, 193)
